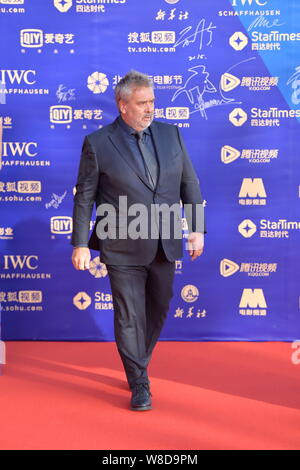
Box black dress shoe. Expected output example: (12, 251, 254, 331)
(130, 383, 152, 411)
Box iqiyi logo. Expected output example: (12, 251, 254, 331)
(54, 0, 72, 13)
(20, 29, 43, 48)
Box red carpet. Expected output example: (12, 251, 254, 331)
(0, 341, 299, 450)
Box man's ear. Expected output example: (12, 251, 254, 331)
(119, 99, 127, 115)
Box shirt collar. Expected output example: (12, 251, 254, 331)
(117, 114, 151, 136)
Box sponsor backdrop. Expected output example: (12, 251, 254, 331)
(1, 0, 299, 341)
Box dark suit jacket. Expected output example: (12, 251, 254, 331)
(71, 118, 206, 265)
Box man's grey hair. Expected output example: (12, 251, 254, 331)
(115, 70, 153, 108)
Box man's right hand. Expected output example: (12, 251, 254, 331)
(72, 247, 91, 270)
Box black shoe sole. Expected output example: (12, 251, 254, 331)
(130, 404, 152, 411)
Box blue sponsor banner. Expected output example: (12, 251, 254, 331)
(0, 0, 299, 341)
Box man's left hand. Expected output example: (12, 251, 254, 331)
(186, 232, 204, 261)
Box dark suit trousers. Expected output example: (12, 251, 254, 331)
(106, 237, 176, 390)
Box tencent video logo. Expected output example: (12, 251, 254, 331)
(229, 108, 248, 126)
(221, 145, 240, 163)
(221, 73, 241, 92)
(229, 32, 248, 51)
(87, 72, 109, 94)
(220, 259, 240, 277)
(238, 219, 257, 238)
(54, 0, 72, 12)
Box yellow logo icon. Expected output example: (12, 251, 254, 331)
(229, 108, 248, 126)
(239, 178, 266, 198)
(89, 257, 108, 278)
(181, 285, 199, 303)
(239, 288, 267, 308)
(20, 29, 43, 48)
(87, 72, 109, 94)
(238, 219, 257, 238)
(221, 145, 240, 164)
(229, 32, 248, 51)
(220, 259, 240, 277)
(50, 106, 72, 124)
(19, 291, 42, 303)
(17, 181, 41, 193)
(221, 73, 241, 92)
(54, 0, 72, 13)
(73, 292, 91, 310)
(50, 216, 72, 234)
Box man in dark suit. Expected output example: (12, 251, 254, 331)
(71, 70, 206, 411)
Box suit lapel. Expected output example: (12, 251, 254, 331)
(148, 120, 166, 189)
(108, 118, 154, 191)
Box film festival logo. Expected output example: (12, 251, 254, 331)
(87, 72, 109, 94)
(89, 257, 108, 279)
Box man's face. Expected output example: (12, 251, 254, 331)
(119, 86, 155, 131)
